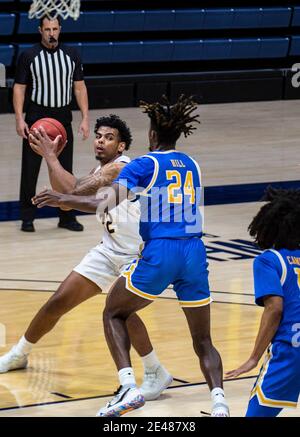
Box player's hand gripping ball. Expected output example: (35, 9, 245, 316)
(29, 118, 67, 156)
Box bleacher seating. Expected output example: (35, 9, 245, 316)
(291, 7, 300, 26)
(0, 13, 15, 35)
(113, 10, 144, 32)
(18, 8, 293, 34)
(0, 44, 14, 66)
(14, 5, 296, 65)
(142, 40, 174, 62)
(17, 43, 32, 53)
(232, 7, 291, 28)
(290, 36, 300, 56)
(81, 42, 110, 64)
(143, 10, 176, 31)
(2, 3, 300, 108)
(260, 37, 290, 58)
(16, 38, 290, 64)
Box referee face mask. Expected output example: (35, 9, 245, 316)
(39, 17, 61, 50)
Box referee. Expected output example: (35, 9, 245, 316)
(13, 15, 89, 232)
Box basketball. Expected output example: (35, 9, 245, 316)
(29, 118, 67, 155)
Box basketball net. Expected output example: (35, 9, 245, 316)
(28, 0, 81, 20)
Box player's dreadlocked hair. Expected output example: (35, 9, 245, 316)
(94, 114, 132, 150)
(140, 94, 200, 146)
(248, 187, 300, 250)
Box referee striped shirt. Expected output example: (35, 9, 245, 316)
(15, 43, 84, 108)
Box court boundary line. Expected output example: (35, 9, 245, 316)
(173, 377, 189, 384)
(214, 300, 255, 307)
(51, 392, 73, 399)
(0, 375, 258, 413)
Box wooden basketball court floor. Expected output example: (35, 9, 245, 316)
(0, 101, 300, 417)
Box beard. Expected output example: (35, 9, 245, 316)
(49, 36, 57, 44)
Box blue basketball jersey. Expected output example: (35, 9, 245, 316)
(114, 150, 203, 241)
(253, 248, 300, 345)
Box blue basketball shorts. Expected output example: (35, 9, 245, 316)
(248, 341, 300, 411)
(246, 395, 282, 417)
(121, 237, 211, 307)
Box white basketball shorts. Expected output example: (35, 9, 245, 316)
(73, 243, 137, 292)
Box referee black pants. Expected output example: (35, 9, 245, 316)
(19, 123, 76, 223)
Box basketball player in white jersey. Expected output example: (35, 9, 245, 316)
(0, 115, 172, 401)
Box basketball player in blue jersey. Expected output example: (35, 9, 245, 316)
(33, 95, 229, 417)
(226, 187, 300, 416)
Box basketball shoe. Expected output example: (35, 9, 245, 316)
(0, 346, 28, 373)
(211, 402, 230, 417)
(139, 365, 173, 401)
(96, 386, 145, 417)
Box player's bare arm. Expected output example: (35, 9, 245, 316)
(29, 127, 125, 196)
(72, 162, 126, 196)
(226, 295, 283, 378)
(32, 190, 99, 212)
(32, 182, 129, 214)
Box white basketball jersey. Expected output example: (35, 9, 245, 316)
(94, 155, 142, 254)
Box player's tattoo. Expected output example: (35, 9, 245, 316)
(72, 162, 125, 196)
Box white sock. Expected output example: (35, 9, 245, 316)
(141, 350, 160, 372)
(14, 336, 34, 355)
(118, 367, 136, 388)
(211, 387, 227, 405)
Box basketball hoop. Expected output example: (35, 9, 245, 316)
(28, 0, 81, 21)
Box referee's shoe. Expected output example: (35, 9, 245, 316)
(58, 218, 84, 232)
(21, 219, 84, 232)
(21, 220, 35, 232)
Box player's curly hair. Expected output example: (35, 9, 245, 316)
(248, 187, 300, 250)
(94, 114, 132, 150)
(140, 94, 200, 146)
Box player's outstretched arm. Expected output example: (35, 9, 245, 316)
(32, 183, 129, 214)
(32, 189, 99, 212)
(225, 295, 283, 378)
(72, 162, 126, 196)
